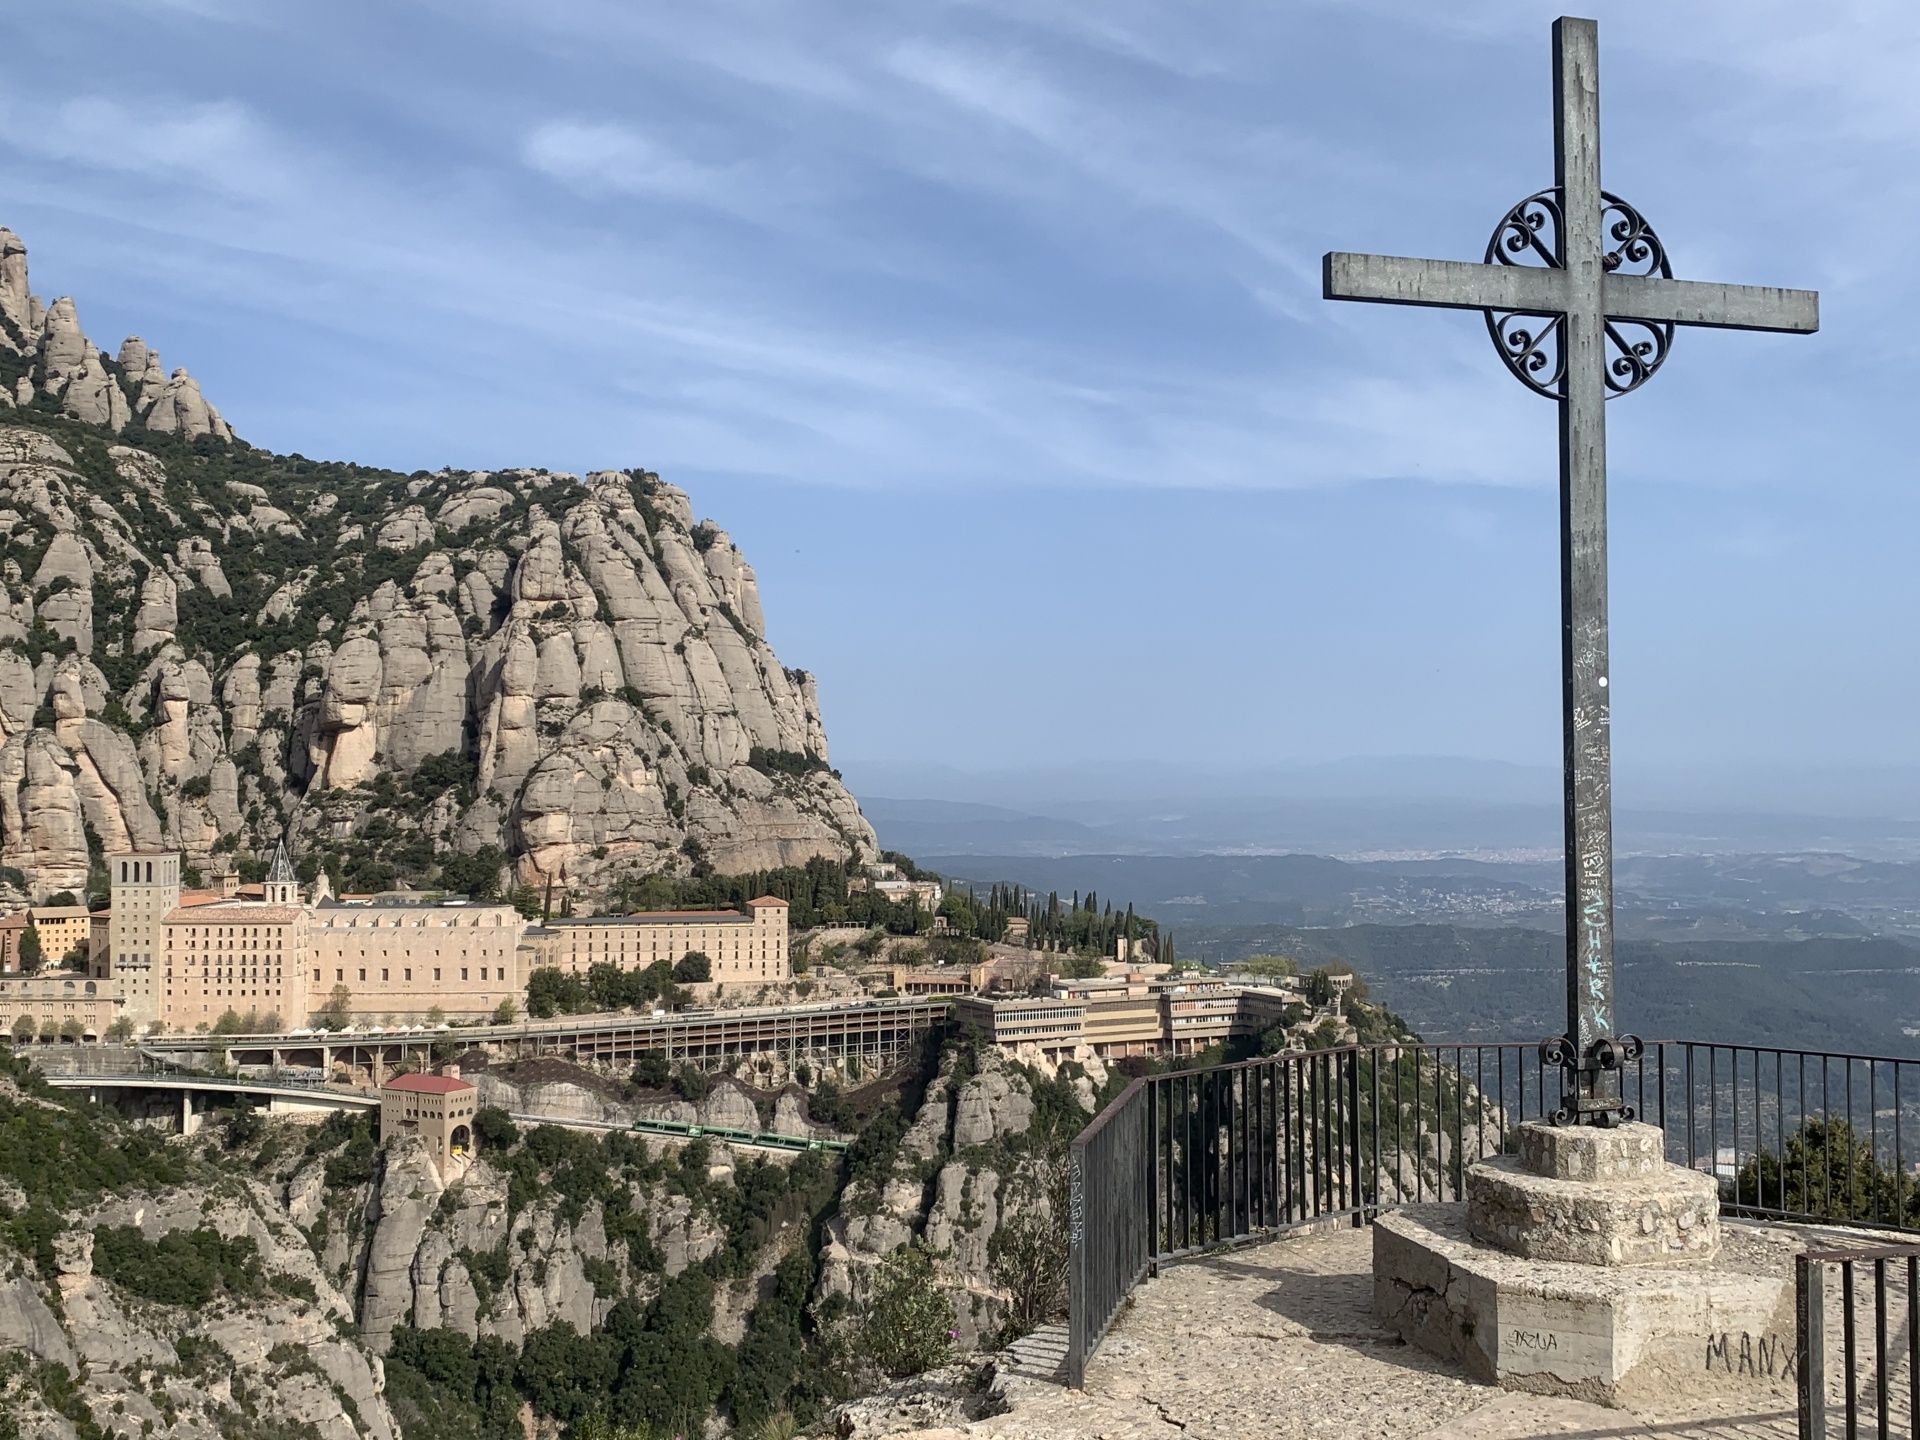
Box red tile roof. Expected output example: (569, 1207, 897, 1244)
(383, 1073, 474, 1095)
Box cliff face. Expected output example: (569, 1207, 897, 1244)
(0, 225, 874, 900)
(816, 1045, 1099, 1348)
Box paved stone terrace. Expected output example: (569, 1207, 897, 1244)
(865, 1225, 1815, 1440)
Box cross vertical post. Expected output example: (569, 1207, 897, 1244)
(1553, 17, 1618, 1117)
(1321, 14, 1817, 1124)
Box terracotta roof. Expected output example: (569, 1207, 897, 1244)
(383, 1073, 474, 1095)
(746, 896, 790, 908)
(164, 903, 307, 923)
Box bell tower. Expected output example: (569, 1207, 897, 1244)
(264, 841, 300, 907)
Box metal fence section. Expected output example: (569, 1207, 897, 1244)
(1674, 1046, 1920, 1233)
(1067, 1080, 1151, 1387)
(1798, 1241, 1920, 1440)
(1066, 1039, 1920, 1387)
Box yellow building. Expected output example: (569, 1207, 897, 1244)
(540, 897, 790, 985)
(27, 905, 91, 966)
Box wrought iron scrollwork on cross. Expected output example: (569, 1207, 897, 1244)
(1541, 1032, 1644, 1126)
(1484, 188, 1675, 399)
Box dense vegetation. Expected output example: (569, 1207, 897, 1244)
(372, 1090, 893, 1439)
(90, 1224, 266, 1308)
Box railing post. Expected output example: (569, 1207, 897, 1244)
(1348, 1049, 1364, 1227)
(1068, 1141, 1087, 1389)
(1147, 1078, 1160, 1276)
(1799, 1253, 1825, 1440)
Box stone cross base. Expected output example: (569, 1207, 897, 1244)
(1466, 1121, 1720, 1267)
(1374, 1205, 1800, 1407)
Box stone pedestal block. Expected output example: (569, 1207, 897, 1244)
(1517, 1120, 1664, 1182)
(1374, 1204, 1799, 1407)
(1466, 1157, 1721, 1267)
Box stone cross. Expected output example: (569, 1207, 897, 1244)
(1323, 16, 1817, 1123)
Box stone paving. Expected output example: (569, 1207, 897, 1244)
(843, 1225, 1811, 1440)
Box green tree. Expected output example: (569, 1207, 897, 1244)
(473, 1106, 518, 1150)
(318, 984, 353, 1030)
(1734, 1117, 1916, 1224)
(631, 1052, 670, 1089)
(988, 1159, 1070, 1342)
(859, 1246, 953, 1379)
(225, 1097, 263, 1150)
(674, 1065, 710, 1103)
(10, 1014, 35, 1044)
(673, 951, 712, 983)
(106, 1015, 135, 1042)
(492, 997, 518, 1025)
(439, 846, 507, 901)
(18, 928, 41, 973)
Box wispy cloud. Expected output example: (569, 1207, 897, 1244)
(25, 96, 295, 202)
(522, 121, 733, 202)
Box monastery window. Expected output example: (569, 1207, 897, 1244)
(381, 969, 389, 981)
(461, 968, 468, 980)
(434, 968, 441, 981)
(359, 969, 367, 982)
(336, 969, 344, 982)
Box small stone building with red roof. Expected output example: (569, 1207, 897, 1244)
(381, 1070, 478, 1168)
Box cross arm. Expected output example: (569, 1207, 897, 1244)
(1603, 274, 1818, 334)
(1324, 252, 1566, 314)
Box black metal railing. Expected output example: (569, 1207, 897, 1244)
(1067, 1039, 1920, 1387)
(1680, 1045, 1920, 1232)
(1798, 1241, 1920, 1439)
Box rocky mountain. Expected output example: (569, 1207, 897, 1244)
(0, 225, 874, 901)
(0, 1039, 1090, 1439)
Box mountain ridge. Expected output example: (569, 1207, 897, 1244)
(0, 224, 875, 901)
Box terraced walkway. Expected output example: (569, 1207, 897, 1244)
(839, 1225, 1807, 1440)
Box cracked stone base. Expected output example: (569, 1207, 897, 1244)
(1374, 1204, 1801, 1407)
(1465, 1155, 1720, 1266)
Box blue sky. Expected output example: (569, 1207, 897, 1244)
(3, 1, 1917, 805)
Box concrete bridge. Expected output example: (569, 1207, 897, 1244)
(39, 1069, 379, 1135)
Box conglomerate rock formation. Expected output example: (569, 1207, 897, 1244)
(0, 225, 875, 900)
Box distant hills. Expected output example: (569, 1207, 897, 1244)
(1160, 921, 1920, 1057)
(914, 848, 1920, 1058)
(919, 851, 1920, 941)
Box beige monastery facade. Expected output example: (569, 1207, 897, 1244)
(533, 897, 791, 984)
(1, 844, 795, 1036)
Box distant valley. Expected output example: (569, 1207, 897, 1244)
(900, 846, 1920, 1057)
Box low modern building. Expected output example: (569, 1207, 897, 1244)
(960, 977, 1309, 1061)
(533, 897, 790, 985)
(955, 994, 1088, 1058)
(380, 1070, 478, 1171)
